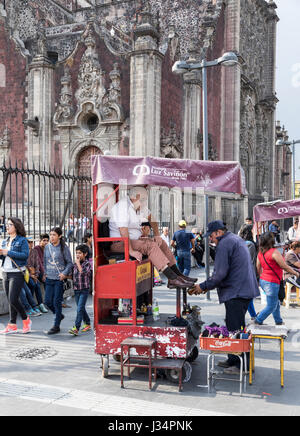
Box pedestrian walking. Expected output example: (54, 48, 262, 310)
(239, 224, 258, 320)
(0, 217, 32, 334)
(255, 232, 299, 326)
(68, 244, 92, 336)
(171, 220, 195, 277)
(190, 220, 260, 374)
(67, 213, 77, 242)
(44, 227, 73, 335)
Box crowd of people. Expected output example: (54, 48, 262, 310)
(1, 202, 299, 375)
(0, 217, 93, 336)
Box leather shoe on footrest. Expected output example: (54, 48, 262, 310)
(167, 277, 192, 289)
(180, 275, 197, 284)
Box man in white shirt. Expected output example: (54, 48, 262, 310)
(109, 187, 196, 289)
(288, 220, 299, 242)
(160, 227, 170, 246)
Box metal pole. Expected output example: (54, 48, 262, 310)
(202, 61, 210, 300)
(293, 141, 296, 199)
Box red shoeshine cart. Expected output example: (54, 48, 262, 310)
(92, 155, 246, 382)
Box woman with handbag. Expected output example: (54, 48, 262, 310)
(0, 217, 31, 334)
(44, 227, 73, 335)
(255, 232, 299, 326)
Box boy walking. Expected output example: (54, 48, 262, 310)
(69, 245, 92, 336)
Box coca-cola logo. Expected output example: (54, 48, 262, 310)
(210, 340, 239, 349)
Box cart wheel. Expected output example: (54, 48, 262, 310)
(166, 361, 192, 384)
(101, 356, 109, 378)
(186, 346, 199, 363)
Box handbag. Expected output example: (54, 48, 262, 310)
(262, 252, 285, 302)
(8, 256, 30, 283)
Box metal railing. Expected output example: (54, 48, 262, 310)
(0, 160, 92, 243)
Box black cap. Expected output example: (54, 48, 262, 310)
(203, 220, 226, 238)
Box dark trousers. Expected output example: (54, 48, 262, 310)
(27, 277, 43, 305)
(3, 271, 27, 324)
(224, 298, 251, 368)
(192, 247, 204, 265)
(44, 278, 64, 327)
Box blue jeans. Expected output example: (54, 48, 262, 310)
(248, 299, 257, 318)
(20, 282, 38, 311)
(74, 289, 90, 330)
(177, 250, 191, 276)
(45, 279, 64, 327)
(256, 279, 283, 325)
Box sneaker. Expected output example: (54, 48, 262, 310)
(287, 276, 299, 288)
(276, 322, 285, 326)
(0, 324, 18, 334)
(26, 309, 35, 317)
(81, 324, 91, 333)
(33, 308, 42, 316)
(39, 304, 48, 314)
(223, 366, 241, 375)
(69, 326, 79, 336)
(47, 326, 60, 335)
(22, 317, 32, 334)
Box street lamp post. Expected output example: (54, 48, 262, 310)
(172, 52, 239, 295)
(276, 139, 300, 199)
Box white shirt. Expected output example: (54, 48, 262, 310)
(109, 197, 150, 240)
(160, 233, 170, 246)
(2, 239, 20, 273)
(288, 226, 298, 241)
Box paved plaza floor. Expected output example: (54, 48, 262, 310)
(1, 268, 300, 416)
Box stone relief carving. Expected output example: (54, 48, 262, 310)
(160, 123, 183, 159)
(54, 66, 74, 125)
(75, 26, 106, 108)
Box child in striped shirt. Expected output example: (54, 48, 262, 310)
(69, 245, 92, 336)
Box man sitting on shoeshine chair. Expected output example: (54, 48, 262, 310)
(109, 186, 196, 289)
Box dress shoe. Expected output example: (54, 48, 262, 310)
(179, 275, 197, 284)
(167, 277, 192, 289)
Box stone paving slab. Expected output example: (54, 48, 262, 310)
(0, 267, 300, 416)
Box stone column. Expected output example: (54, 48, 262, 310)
(220, 0, 241, 162)
(129, 7, 163, 157)
(266, 2, 279, 198)
(183, 70, 201, 160)
(27, 44, 54, 168)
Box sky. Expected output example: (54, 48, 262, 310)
(275, 0, 300, 179)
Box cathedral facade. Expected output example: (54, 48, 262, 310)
(0, 0, 285, 227)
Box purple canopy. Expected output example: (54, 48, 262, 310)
(253, 199, 300, 222)
(91, 155, 247, 195)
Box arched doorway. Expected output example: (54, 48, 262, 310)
(77, 146, 102, 223)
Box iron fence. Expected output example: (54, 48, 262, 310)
(0, 160, 92, 244)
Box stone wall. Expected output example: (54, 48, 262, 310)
(0, 16, 27, 166)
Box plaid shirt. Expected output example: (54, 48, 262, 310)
(73, 260, 92, 291)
